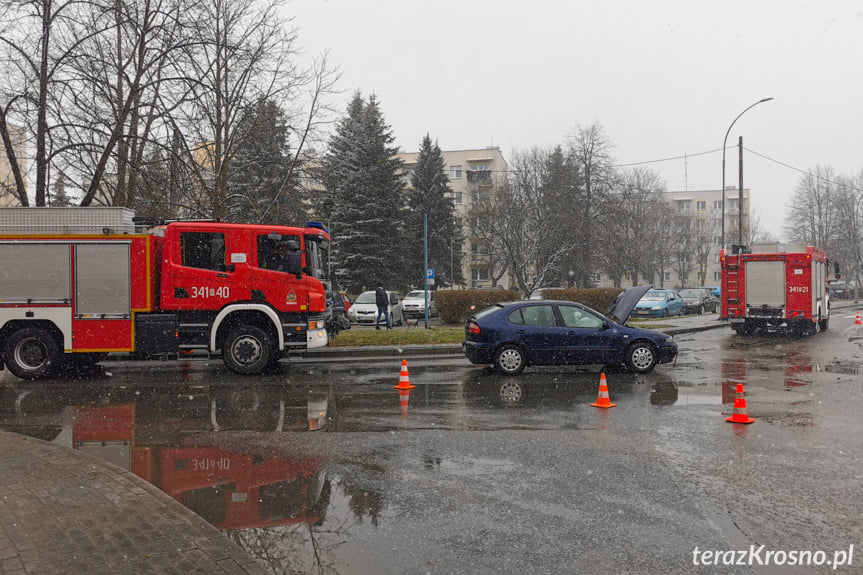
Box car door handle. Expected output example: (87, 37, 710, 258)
(516, 329, 527, 334)
(565, 331, 577, 335)
(216, 273, 229, 278)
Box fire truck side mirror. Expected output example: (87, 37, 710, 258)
(287, 252, 303, 277)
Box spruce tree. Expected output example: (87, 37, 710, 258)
(227, 98, 304, 225)
(405, 135, 464, 287)
(323, 92, 406, 293)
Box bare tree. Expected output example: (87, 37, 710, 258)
(745, 209, 777, 245)
(0, 0, 85, 205)
(565, 123, 617, 286)
(492, 148, 579, 294)
(783, 165, 840, 249)
(176, 0, 328, 219)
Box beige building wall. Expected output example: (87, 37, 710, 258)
(397, 147, 510, 289)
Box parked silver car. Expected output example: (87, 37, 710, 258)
(402, 290, 437, 319)
(346, 290, 403, 326)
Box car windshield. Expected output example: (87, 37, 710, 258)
(679, 289, 702, 297)
(355, 291, 376, 304)
(406, 291, 426, 299)
(642, 290, 666, 301)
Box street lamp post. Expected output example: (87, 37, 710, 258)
(721, 97, 774, 249)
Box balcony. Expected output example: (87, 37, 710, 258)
(466, 169, 492, 184)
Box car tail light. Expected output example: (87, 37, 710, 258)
(468, 321, 480, 334)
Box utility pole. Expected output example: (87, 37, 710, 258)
(738, 136, 744, 247)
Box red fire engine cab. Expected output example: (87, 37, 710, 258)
(0, 207, 330, 378)
(721, 243, 831, 336)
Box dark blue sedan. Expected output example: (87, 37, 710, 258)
(462, 286, 678, 375)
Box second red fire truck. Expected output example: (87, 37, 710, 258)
(0, 208, 331, 379)
(720, 243, 832, 336)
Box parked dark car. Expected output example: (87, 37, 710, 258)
(678, 288, 718, 314)
(462, 286, 678, 375)
(829, 281, 856, 300)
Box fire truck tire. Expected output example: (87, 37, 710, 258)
(820, 316, 829, 332)
(223, 325, 273, 375)
(624, 341, 657, 374)
(4, 327, 61, 380)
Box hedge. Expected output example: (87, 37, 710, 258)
(435, 287, 624, 325)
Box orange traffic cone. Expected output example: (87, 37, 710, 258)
(856, 311, 861, 325)
(590, 373, 616, 408)
(393, 359, 415, 390)
(726, 383, 755, 424)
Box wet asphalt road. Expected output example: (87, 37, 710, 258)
(2, 311, 863, 574)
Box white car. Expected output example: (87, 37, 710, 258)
(402, 290, 437, 319)
(346, 290, 403, 326)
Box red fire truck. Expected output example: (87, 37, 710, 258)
(720, 243, 831, 336)
(0, 207, 330, 378)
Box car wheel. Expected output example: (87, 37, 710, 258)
(698, 305, 705, 315)
(624, 341, 657, 374)
(662, 308, 669, 318)
(493, 344, 526, 375)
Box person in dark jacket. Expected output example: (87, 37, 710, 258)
(375, 283, 390, 330)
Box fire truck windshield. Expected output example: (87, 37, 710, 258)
(305, 237, 327, 280)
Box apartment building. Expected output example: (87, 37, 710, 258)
(594, 188, 750, 289)
(397, 146, 510, 289)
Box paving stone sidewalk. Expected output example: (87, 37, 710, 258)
(0, 431, 266, 575)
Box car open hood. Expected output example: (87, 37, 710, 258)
(605, 285, 652, 324)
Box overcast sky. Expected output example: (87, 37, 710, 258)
(288, 1, 863, 239)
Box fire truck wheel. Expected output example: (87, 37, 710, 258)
(624, 341, 657, 374)
(223, 325, 273, 375)
(4, 327, 60, 380)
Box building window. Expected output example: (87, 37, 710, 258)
(675, 200, 691, 213)
(664, 272, 671, 282)
(447, 191, 462, 204)
(450, 165, 462, 179)
(697, 201, 706, 211)
(471, 268, 489, 282)
(714, 272, 722, 282)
